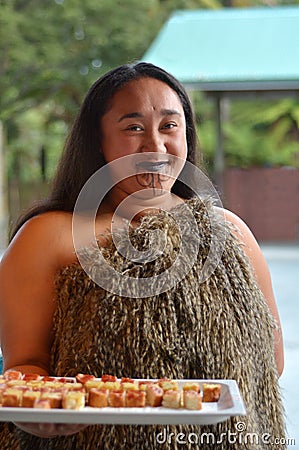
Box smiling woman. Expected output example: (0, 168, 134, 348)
(0, 62, 285, 449)
(99, 76, 187, 206)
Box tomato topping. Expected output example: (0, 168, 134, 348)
(23, 373, 41, 381)
(75, 373, 96, 384)
(58, 377, 75, 383)
(101, 374, 117, 382)
(3, 370, 23, 380)
(41, 376, 56, 382)
(120, 377, 135, 384)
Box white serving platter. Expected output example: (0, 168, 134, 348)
(0, 379, 246, 425)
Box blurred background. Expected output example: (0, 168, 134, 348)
(0, 0, 298, 447)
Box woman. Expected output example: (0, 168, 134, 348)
(0, 62, 285, 449)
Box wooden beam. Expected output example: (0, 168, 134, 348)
(0, 121, 8, 249)
(213, 96, 225, 198)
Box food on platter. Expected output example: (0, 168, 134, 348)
(120, 377, 135, 384)
(84, 380, 105, 393)
(162, 390, 181, 409)
(33, 399, 51, 409)
(202, 383, 221, 402)
(88, 388, 109, 408)
(157, 378, 179, 391)
(126, 390, 146, 408)
(182, 382, 200, 393)
(120, 382, 138, 391)
(0, 371, 222, 411)
(22, 391, 41, 408)
(40, 392, 63, 409)
(108, 390, 125, 407)
(138, 380, 153, 391)
(183, 390, 202, 410)
(3, 371, 23, 381)
(23, 373, 41, 382)
(101, 381, 121, 391)
(2, 389, 22, 407)
(101, 374, 117, 383)
(75, 373, 96, 384)
(146, 384, 163, 407)
(62, 391, 85, 410)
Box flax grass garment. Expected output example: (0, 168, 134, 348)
(0, 199, 285, 449)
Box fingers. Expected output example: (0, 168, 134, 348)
(14, 422, 87, 438)
(55, 423, 87, 436)
(15, 422, 58, 438)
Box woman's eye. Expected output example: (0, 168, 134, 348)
(163, 122, 177, 130)
(126, 125, 143, 131)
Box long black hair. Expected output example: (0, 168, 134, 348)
(10, 62, 200, 240)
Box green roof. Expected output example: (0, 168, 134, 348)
(143, 7, 299, 91)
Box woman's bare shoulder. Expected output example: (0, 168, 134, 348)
(214, 206, 256, 247)
(4, 211, 76, 269)
(22, 210, 72, 227)
(12, 210, 72, 235)
(214, 206, 269, 281)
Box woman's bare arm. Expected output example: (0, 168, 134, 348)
(0, 212, 74, 375)
(221, 208, 284, 376)
(0, 212, 88, 437)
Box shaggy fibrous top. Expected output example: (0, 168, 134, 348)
(1, 199, 285, 449)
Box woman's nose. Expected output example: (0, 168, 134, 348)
(140, 131, 167, 153)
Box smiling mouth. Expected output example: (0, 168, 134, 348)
(136, 161, 169, 173)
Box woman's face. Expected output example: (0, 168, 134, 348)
(100, 77, 187, 204)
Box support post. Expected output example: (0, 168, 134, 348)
(213, 95, 225, 198)
(0, 121, 8, 250)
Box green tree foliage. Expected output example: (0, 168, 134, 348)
(0, 0, 225, 186)
(5, 0, 287, 126)
(225, 98, 299, 167)
(1, 0, 299, 221)
(1, 0, 168, 198)
(0, 0, 164, 123)
(197, 96, 299, 171)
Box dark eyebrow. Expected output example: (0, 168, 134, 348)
(118, 112, 143, 122)
(160, 109, 182, 117)
(118, 109, 181, 122)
